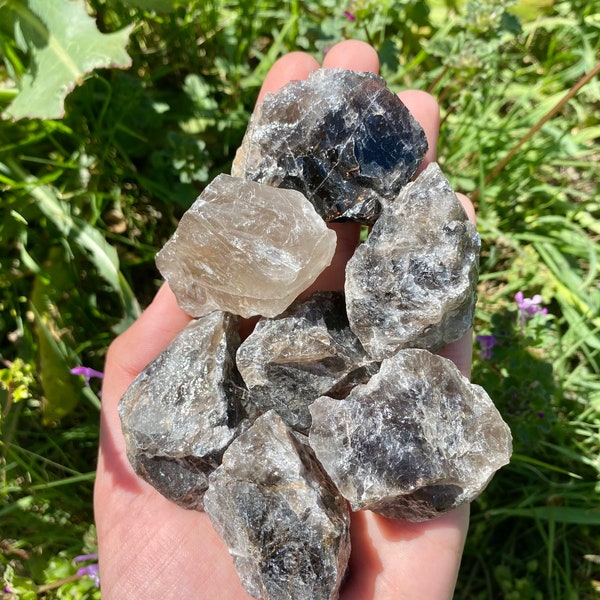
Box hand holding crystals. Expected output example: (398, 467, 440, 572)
(94, 40, 475, 600)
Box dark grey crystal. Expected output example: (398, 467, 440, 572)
(236, 291, 379, 432)
(345, 162, 481, 359)
(231, 69, 428, 224)
(204, 410, 351, 600)
(118, 311, 249, 510)
(309, 349, 512, 522)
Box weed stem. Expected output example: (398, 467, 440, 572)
(472, 61, 600, 203)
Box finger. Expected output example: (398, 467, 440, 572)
(457, 192, 476, 223)
(103, 282, 191, 400)
(322, 39, 379, 72)
(260, 40, 380, 104)
(257, 51, 319, 103)
(343, 505, 469, 600)
(398, 90, 440, 169)
(438, 330, 474, 379)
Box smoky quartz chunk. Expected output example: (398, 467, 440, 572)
(118, 311, 248, 510)
(156, 174, 336, 319)
(232, 69, 428, 224)
(309, 349, 512, 522)
(204, 410, 351, 600)
(236, 292, 379, 432)
(345, 162, 481, 359)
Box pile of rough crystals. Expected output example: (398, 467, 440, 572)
(119, 69, 512, 600)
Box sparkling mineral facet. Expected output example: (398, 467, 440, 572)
(155, 174, 337, 319)
(231, 69, 428, 224)
(236, 291, 379, 432)
(204, 410, 351, 600)
(118, 311, 248, 510)
(309, 349, 512, 522)
(345, 162, 481, 359)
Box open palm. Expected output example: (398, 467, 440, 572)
(94, 40, 473, 600)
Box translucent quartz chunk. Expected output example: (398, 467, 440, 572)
(232, 69, 427, 224)
(237, 291, 378, 432)
(156, 174, 337, 319)
(118, 312, 247, 510)
(309, 349, 512, 521)
(204, 410, 351, 600)
(345, 162, 480, 359)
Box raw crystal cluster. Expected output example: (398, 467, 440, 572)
(309, 349, 511, 522)
(119, 68, 512, 600)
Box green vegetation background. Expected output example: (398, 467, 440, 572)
(0, 0, 599, 597)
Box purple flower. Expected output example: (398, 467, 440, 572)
(515, 291, 548, 324)
(343, 9, 356, 21)
(71, 366, 104, 386)
(476, 334, 498, 359)
(74, 553, 100, 588)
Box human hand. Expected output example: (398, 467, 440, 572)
(94, 40, 473, 600)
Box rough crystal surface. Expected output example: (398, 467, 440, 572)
(118, 311, 248, 510)
(236, 291, 379, 432)
(204, 410, 351, 600)
(156, 174, 337, 319)
(231, 69, 428, 224)
(345, 162, 481, 359)
(309, 349, 512, 522)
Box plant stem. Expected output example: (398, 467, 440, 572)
(472, 62, 600, 203)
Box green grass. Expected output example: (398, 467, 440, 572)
(1, 0, 599, 597)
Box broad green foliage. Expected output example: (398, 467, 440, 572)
(2, 0, 132, 120)
(0, 0, 599, 597)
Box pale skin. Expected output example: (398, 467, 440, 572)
(95, 40, 474, 599)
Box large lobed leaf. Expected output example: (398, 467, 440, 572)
(3, 0, 133, 120)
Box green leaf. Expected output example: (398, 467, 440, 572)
(3, 0, 133, 120)
(30, 249, 83, 423)
(5, 157, 140, 330)
(121, 0, 178, 11)
(35, 185, 141, 331)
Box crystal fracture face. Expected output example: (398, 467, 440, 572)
(232, 69, 428, 224)
(119, 68, 511, 600)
